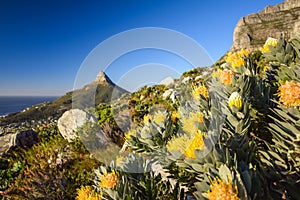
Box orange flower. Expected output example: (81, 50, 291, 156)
(226, 49, 250, 69)
(76, 186, 102, 200)
(277, 80, 300, 107)
(219, 69, 235, 85)
(100, 171, 119, 189)
(207, 177, 240, 200)
(192, 84, 209, 100)
(184, 130, 205, 158)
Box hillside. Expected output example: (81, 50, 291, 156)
(0, 71, 128, 126)
(1, 2, 300, 199)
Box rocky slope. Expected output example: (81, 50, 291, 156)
(230, 0, 300, 52)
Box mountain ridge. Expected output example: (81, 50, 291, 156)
(0, 71, 128, 126)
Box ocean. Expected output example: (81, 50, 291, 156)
(0, 96, 58, 117)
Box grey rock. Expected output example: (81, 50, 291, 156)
(162, 89, 174, 99)
(0, 129, 39, 155)
(13, 129, 39, 148)
(57, 109, 97, 142)
(160, 77, 175, 86)
(231, 0, 300, 52)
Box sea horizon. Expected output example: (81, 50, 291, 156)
(0, 96, 58, 117)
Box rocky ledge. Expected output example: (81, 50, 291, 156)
(230, 0, 300, 52)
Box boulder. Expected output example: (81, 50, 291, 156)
(0, 129, 39, 155)
(160, 77, 175, 86)
(13, 129, 39, 148)
(57, 109, 97, 142)
(162, 89, 174, 99)
(182, 77, 192, 84)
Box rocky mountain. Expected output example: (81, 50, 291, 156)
(0, 71, 128, 126)
(230, 0, 300, 52)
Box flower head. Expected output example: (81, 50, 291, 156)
(167, 131, 205, 159)
(153, 112, 167, 125)
(228, 92, 243, 110)
(171, 111, 180, 123)
(277, 80, 300, 107)
(167, 134, 191, 155)
(100, 170, 119, 189)
(184, 130, 205, 159)
(124, 129, 137, 139)
(192, 83, 209, 100)
(182, 112, 204, 135)
(207, 177, 240, 200)
(143, 114, 152, 126)
(219, 69, 235, 85)
(76, 186, 102, 200)
(260, 37, 278, 53)
(226, 49, 250, 69)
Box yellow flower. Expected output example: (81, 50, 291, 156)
(153, 112, 167, 125)
(226, 49, 250, 69)
(124, 129, 136, 139)
(76, 186, 102, 200)
(219, 69, 235, 85)
(171, 111, 180, 123)
(192, 83, 209, 100)
(167, 131, 205, 159)
(228, 92, 243, 110)
(182, 112, 204, 135)
(207, 177, 240, 200)
(116, 156, 126, 168)
(277, 80, 300, 107)
(143, 114, 152, 126)
(167, 134, 191, 155)
(184, 130, 205, 159)
(100, 170, 119, 189)
(260, 37, 278, 53)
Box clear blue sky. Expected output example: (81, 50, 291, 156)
(0, 0, 283, 96)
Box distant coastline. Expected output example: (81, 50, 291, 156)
(0, 96, 58, 117)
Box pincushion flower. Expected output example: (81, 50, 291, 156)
(182, 112, 204, 135)
(260, 37, 278, 53)
(124, 129, 137, 139)
(167, 134, 190, 155)
(153, 112, 167, 125)
(143, 114, 152, 126)
(226, 49, 250, 69)
(100, 170, 119, 189)
(228, 92, 243, 110)
(167, 131, 205, 159)
(192, 83, 209, 100)
(184, 130, 205, 159)
(219, 69, 235, 85)
(76, 186, 102, 200)
(207, 177, 240, 200)
(171, 111, 180, 122)
(277, 80, 300, 107)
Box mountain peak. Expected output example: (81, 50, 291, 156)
(94, 71, 114, 85)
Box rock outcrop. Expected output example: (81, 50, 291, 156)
(230, 0, 300, 52)
(0, 129, 39, 154)
(57, 109, 97, 142)
(94, 70, 114, 85)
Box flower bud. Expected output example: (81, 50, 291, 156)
(228, 92, 243, 110)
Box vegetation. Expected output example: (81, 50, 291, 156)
(1, 35, 300, 199)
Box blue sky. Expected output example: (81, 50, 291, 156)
(0, 0, 283, 95)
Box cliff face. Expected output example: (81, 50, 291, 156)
(230, 0, 300, 52)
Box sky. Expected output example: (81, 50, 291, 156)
(0, 0, 283, 96)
